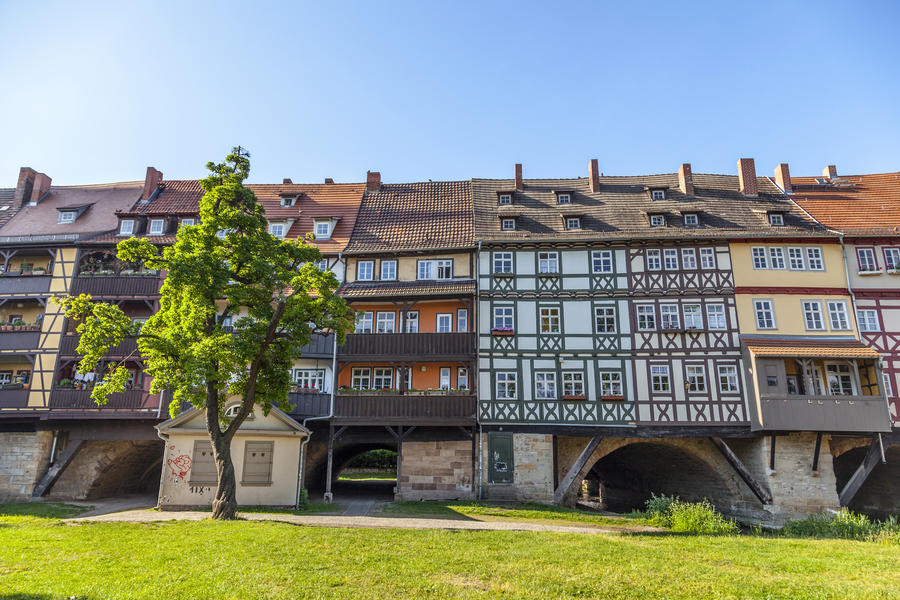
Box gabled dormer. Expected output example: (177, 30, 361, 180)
(56, 203, 92, 224)
(553, 190, 574, 205)
(646, 186, 667, 201)
(497, 190, 515, 206)
(313, 217, 340, 240)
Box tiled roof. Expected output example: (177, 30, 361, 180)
(129, 179, 203, 215)
(473, 174, 828, 243)
(339, 278, 476, 298)
(744, 338, 881, 359)
(790, 172, 900, 236)
(0, 188, 16, 227)
(344, 181, 473, 253)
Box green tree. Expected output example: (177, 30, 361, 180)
(58, 147, 353, 519)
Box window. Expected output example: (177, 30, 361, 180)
(535, 372, 557, 399)
(498, 193, 512, 205)
(242, 441, 274, 486)
(884, 248, 900, 271)
(663, 249, 678, 270)
(493, 252, 513, 274)
(594, 306, 616, 333)
(681, 248, 697, 269)
(119, 220, 134, 235)
(457, 367, 469, 390)
(493, 306, 514, 330)
(189, 440, 218, 485)
(802, 301, 825, 330)
(373, 368, 393, 390)
(355, 311, 373, 333)
(700, 248, 716, 269)
(660, 304, 680, 329)
(314, 221, 331, 239)
(646, 249, 661, 271)
(651, 365, 670, 392)
(501, 218, 516, 230)
(651, 189, 665, 200)
(754, 300, 776, 329)
(857, 309, 880, 332)
(566, 217, 581, 230)
(718, 365, 739, 393)
(439, 367, 451, 390)
(216, 229, 229, 239)
(751, 247, 768, 269)
(686, 365, 706, 392)
(418, 259, 452, 279)
(181, 218, 195, 227)
(591, 250, 613, 274)
(636, 304, 656, 330)
(557, 193, 572, 204)
(357, 260, 374, 281)
(375, 311, 396, 333)
(706, 304, 726, 330)
(858, 248, 878, 272)
(280, 196, 296, 207)
(268, 223, 286, 238)
(351, 368, 371, 389)
(806, 247, 824, 270)
(148, 219, 164, 236)
(769, 213, 784, 226)
(563, 372, 584, 397)
(650, 214, 665, 227)
(314, 259, 328, 271)
(600, 371, 623, 397)
(294, 369, 325, 390)
(788, 247, 805, 270)
(883, 373, 893, 397)
(826, 364, 856, 395)
(57, 211, 76, 224)
(683, 304, 702, 329)
(496, 372, 517, 399)
(0, 371, 12, 384)
(436, 313, 452, 333)
(457, 308, 468, 332)
(827, 301, 850, 330)
(538, 252, 559, 274)
(684, 213, 698, 226)
(417, 260, 433, 280)
(437, 259, 453, 279)
(539, 306, 561, 334)
(763, 248, 786, 271)
(380, 260, 397, 280)
(404, 311, 419, 333)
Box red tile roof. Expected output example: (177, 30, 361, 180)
(790, 172, 900, 236)
(339, 279, 476, 298)
(744, 337, 881, 359)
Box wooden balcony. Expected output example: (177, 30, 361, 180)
(340, 332, 475, 361)
(753, 395, 892, 433)
(333, 391, 476, 425)
(59, 335, 139, 357)
(69, 275, 160, 297)
(0, 331, 41, 350)
(0, 275, 52, 295)
(0, 388, 29, 408)
(287, 391, 331, 418)
(48, 389, 159, 411)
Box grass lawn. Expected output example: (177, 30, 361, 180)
(337, 472, 397, 481)
(2, 504, 899, 599)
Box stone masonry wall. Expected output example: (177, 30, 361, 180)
(398, 440, 474, 501)
(0, 431, 52, 501)
(50, 440, 162, 500)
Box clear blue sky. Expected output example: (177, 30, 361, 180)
(1, 0, 899, 186)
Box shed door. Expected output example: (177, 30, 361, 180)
(488, 432, 514, 484)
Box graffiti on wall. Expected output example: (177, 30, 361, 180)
(166, 445, 192, 483)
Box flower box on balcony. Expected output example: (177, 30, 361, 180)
(561, 394, 587, 401)
(600, 395, 625, 402)
(887, 268, 900, 275)
(859, 269, 882, 276)
(493, 272, 514, 278)
(491, 329, 514, 336)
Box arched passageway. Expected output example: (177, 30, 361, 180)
(49, 440, 163, 500)
(305, 441, 398, 501)
(833, 444, 900, 519)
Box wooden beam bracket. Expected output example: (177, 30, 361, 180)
(32, 439, 84, 497)
(710, 437, 773, 505)
(552, 437, 602, 504)
(839, 434, 885, 506)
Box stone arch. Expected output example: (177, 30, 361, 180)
(48, 439, 164, 500)
(303, 440, 397, 494)
(832, 441, 900, 519)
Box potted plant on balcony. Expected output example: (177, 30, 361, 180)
(11, 319, 26, 331)
(491, 327, 514, 336)
(33, 266, 46, 276)
(562, 394, 587, 401)
(57, 378, 73, 389)
(600, 394, 626, 401)
(0, 323, 10, 332)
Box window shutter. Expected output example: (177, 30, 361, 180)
(241, 441, 274, 485)
(189, 439, 218, 485)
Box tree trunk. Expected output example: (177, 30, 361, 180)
(211, 435, 238, 520)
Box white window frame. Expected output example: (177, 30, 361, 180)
(357, 260, 374, 281)
(651, 365, 670, 393)
(457, 367, 469, 390)
(181, 218, 195, 227)
(501, 218, 516, 231)
(148, 219, 164, 236)
(314, 221, 331, 240)
(683, 304, 703, 329)
(681, 248, 697, 270)
(754, 299, 776, 329)
(565, 217, 581, 230)
(404, 311, 419, 333)
(857, 248, 878, 273)
(436, 259, 453, 280)
(493, 306, 514, 330)
(802, 300, 825, 331)
(591, 250, 613, 274)
(562, 372, 585, 397)
(806, 247, 825, 271)
(718, 365, 739, 393)
(417, 260, 434, 280)
(58, 211, 76, 224)
(439, 367, 452, 390)
(788, 247, 805, 270)
(636, 304, 656, 331)
(496, 372, 517, 399)
(380, 260, 397, 281)
(599, 371, 623, 397)
(594, 306, 616, 334)
(557, 193, 572, 204)
(355, 311, 373, 333)
(280, 196, 296, 207)
(498, 193, 512, 205)
(293, 368, 325, 391)
(660, 304, 680, 330)
(884, 248, 900, 271)
(493, 252, 513, 274)
(663, 249, 678, 270)
(651, 189, 665, 200)
(649, 214, 665, 227)
(268, 222, 286, 238)
(751, 246, 768, 269)
(768, 247, 786, 270)
(535, 371, 557, 400)
(826, 300, 851, 330)
(686, 365, 707, 393)
(538, 251, 559, 274)
(706, 304, 726, 330)
(646, 249, 662, 271)
(539, 306, 561, 334)
(375, 311, 396, 334)
(351, 368, 371, 389)
(119, 220, 134, 235)
(857, 309, 880, 332)
(456, 308, 468, 332)
(769, 213, 784, 226)
(825, 363, 857, 396)
(436, 313, 452, 333)
(683, 213, 698, 226)
(700, 247, 716, 270)
(373, 367, 394, 390)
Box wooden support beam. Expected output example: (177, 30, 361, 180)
(769, 434, 777, 471)
(552, 436, 602, 504)
(32, 439, 84, 497)
(839, 435, 885, 506)
(812, 432, 823, 473)
(710, 437, 773, 505)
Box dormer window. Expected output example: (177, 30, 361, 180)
(501, 218, 516, 231)
(565, 217, 581, 230)
(314, 219, 335, 240)
(268, 222, 286, 238)
(651, 189, 666, 201)
(769, 213, 785, 226)
(224, 404, 254, 420)
(181, 218, 195, 227)
(683, 213, 699, 227)
(557, 192, 572, 204)
(119, 220, 134, 235)
(498, 193, 512, 206)
(650, 214, 666, 227)
(58, 211, 76, 224)
(148, 219, 164, 236)
(280, 196, 296, 207)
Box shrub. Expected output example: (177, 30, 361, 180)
(643, 495, 739, 534)
(345, 449, 397, 470)
(297, 487, 309, 508)
(644, 493, 678, 517)
(783, 509, 900, 543)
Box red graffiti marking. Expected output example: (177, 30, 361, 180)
(167, 454, 192, 482)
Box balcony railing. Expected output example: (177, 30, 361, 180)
(754, 395, 892, 433)
(333, 391, 476, 424)
(287, 391, 331, 418)
(48, 389, 159, 411)
(0, 388, 29, 408)
(341, 332, 475, 360)
(0, 275, 52, 295)
(69, 275, 160, 297)
(59, 335, 139, 357)
(0, 331, 41, 350)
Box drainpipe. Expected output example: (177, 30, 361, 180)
(475, 240, 483, 500)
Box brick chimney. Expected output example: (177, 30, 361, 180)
(737, 158, 758, 196)
(589, 159, 600, 193)
(515, 163, 523, 191)
(324, 178, 334, 185)
(366, 171, 381, 192)
(823, 165, 838, 178)
(774, 163, 792, 193)
(678, 163, 694, 196)
(29, 172, 52, 205)
(13, 167, 36, 209)
(141, 167, 163, 202)
(283, 178, 293, 184)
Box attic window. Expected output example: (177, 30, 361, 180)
(651, 190, 666, 201)
(281, 196, 296, 207)
(268, 222, 286, 238)
(498, 193, 512, 205)
(650, 214, 666, 227)
(224, 404, 254, 420)
(769, 213, 785, 226)
(148, 219, 164, 236)
(58, 211, 76, 224)
(314, 220, 333, 240)
(683, 213, 699, 227)
(501, 218, 516, 231)
(119, 220, 134, 235)
(565, 217, 581, 230)
(557, 193, 572, 204)
(181, 218, 195, 227)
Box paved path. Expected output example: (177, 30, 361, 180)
(68, 509, 648, 535)
(342, 500, 376, 517)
